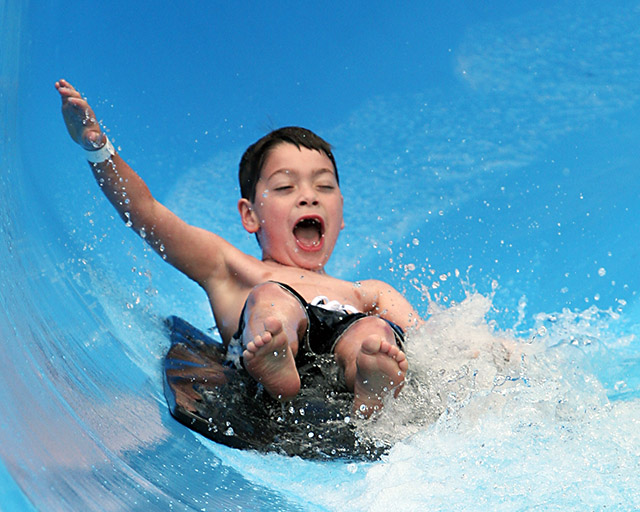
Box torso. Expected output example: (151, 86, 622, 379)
(202, 248, 382, 344)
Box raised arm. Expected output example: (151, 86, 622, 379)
(55, 79, 226, 286)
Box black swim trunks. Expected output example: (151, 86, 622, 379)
(226, 282, 404, 368)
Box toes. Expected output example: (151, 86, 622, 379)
(386, 343, 405, 362)
(255, 331, 272, 347)
(245, 331, 271, 354)
(381, 340, 396, 356)
(360, 335, 382, 355)
(361, 335, 406, 361)
(263, 316, 283, 336)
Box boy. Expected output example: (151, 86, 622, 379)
(55, 79, 422, 418)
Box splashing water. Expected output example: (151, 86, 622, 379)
(3, 0, 640, 510)
(208, 291, 639, 511)
(348, 296, 640, 511)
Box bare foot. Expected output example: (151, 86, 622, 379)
(352, 335, 408, 418)
(242, 316, 300, 401)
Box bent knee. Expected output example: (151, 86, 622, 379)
(245, 282, 307, 326)
(246, 281, 287, 304)
(246, 282, 305, 312)
(349, 316, 397, 342)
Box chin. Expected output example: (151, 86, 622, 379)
(295, 254, 328, 271)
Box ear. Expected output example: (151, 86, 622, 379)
(238, 198, 260, 233)
(340, 193, 345, 230)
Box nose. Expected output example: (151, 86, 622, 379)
(297, 184, 319, 206)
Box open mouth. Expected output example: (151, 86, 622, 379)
(293, 216, 324, 251)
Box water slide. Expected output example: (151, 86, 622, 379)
(2, 1, 640, 509)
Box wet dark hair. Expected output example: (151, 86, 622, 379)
(239, 126, 338, 202)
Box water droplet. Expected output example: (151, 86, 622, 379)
(614, 380, 626, 392)
(598, 267, 606, 277)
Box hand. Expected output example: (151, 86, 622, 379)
(55, 79, 105, 150)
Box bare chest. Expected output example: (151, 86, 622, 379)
(254, 267, 371, 312)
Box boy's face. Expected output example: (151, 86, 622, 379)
(238, 143, 344, 272)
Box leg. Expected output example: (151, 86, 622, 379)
(333, 317, 408, 418)
(241, 282, 307, 401)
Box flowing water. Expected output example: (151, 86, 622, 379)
(2, 1, 640, 510)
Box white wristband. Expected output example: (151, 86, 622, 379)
(85, 136, 115, 163)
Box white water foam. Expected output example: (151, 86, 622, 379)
(195, 290, 640, 511)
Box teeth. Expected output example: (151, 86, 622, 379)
(294, 217, 323, 249)
(296, 238, 320, 246)
(297, 218, 321, 229)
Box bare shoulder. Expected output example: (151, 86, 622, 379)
(357, 278, 400, 296)
(358, 278, 423, 331)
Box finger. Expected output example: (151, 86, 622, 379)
(56, 81, 84, 104)
(57, 86, 83, 100)
(55, 78, 76, 92)
(64, 96, 87, 108)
